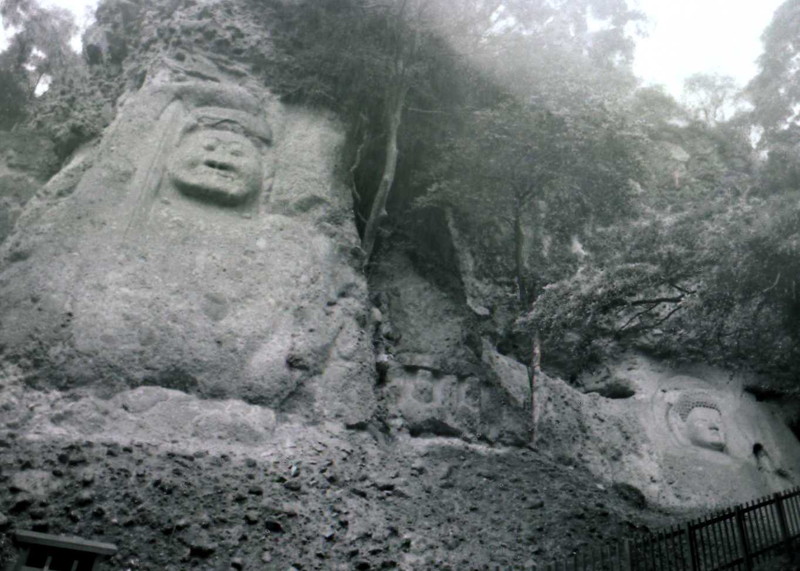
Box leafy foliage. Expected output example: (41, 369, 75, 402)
(748, 0, 800, 135)
(270, 0, 473, 256)
(0, 0, 98, 157)
(3, 0, 798, 390)
(420, 97, 642, 305)
(0, 0, 78, 121)
(0, 67, 27, 128)
(270, 0, 644, 263)
(747, 0, 800, 193)
(525, 141, 800, 387)
(683, 73, 739, 125)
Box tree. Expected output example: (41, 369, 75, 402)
(683, 72, 739, 125)
(0, 67, 27, 129)
(747, 0, 800, 136)
(0, 0, 78, 128)
(495, 0, 642, 67)
(628, 85, 688, 130)
(358, 0, 425, 262)
(746, 0, 800, 192)
(273, 0, 476, 261)
(273, 0, 644, 263)
(421, 102, 561, 304)
(523, 140, 800, 388)
(414, 80, 644, 393)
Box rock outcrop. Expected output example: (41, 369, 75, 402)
(0, 54, 374, 424)
(1, 1, 800, 569)
(371, 250, 532, 445)
(534, 355, 800, 508)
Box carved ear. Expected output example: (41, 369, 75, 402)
(665, 402, 692, 447)
(261, 162, 275, 207)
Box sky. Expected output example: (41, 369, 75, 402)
(0, 0, 788, 99)
(631, 0, 785, 96)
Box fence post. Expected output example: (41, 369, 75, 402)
(621, 538, 633, 571)
(734, 505, 754, 570)
(685, 522, 698, 571)
(773, 492, 791, 549)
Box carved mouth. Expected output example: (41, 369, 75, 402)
(204, 160, 236, 178)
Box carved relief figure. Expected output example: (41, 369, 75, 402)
(668, 390, 726, 452)
(167, 104, 272, 207)
(0, 69, 377, 424)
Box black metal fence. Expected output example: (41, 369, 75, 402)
(540, 486, 800, 571)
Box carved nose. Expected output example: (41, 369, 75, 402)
(218, 143, 243, 157)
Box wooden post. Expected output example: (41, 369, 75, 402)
(685, 522, 698, 571)
(734, 506, 754, 570)
(621, 539, 633, 571)
(773, 492, 791, 550)
(11, 546, 29, 571)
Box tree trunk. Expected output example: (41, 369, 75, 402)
(529, 329, 541, 439)
(513, 198, 527, 304)
(361, 83, 408, 262)
(28, 71, 44, 100)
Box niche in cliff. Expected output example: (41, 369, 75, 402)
(744, 385, 786, 402)
(788, 418, 800, 445)
(386, 208, 467, 299)
(580, 368, 636, 400)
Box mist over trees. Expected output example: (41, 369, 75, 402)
(2, 0, 799, 391)
(270, 0, 800, 390)
(0, 0, 78, 127)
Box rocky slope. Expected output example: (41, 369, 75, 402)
(0, 421, 675, 570)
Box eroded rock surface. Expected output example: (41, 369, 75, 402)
(0, 384, 674, 570)
(0, 60, 374, 424)
(2, 4, 800, 570)
(371, 250, 531, 445)
(535, 355, 800, 508)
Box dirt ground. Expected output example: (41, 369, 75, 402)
(0, 426, 687, 570)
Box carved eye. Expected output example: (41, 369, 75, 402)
(204, 142, 217, 151)
(227, 142, 245, 157)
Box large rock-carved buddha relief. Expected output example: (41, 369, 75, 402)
(641, 372, 800, 506)
(648, 375, 735, 457)
(0, 62, 375, 425)
(667, 390, 727, 452)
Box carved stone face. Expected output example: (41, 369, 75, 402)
(167, 129, 263, 206)
(685, 407, 726, 451)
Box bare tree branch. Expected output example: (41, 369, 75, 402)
(627, 296, 685, 306)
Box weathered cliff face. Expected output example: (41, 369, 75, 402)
(593, 357, 800, 507)
(0, 60, 374, 424)
(1, 0, 800, 568)
(371, 223, 800, 509)
(0, 0, 536, 442)
(370, 250, 532, 445)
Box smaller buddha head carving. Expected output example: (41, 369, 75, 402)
(672, 391, 726, 452)
(167, 103, 272, 207)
